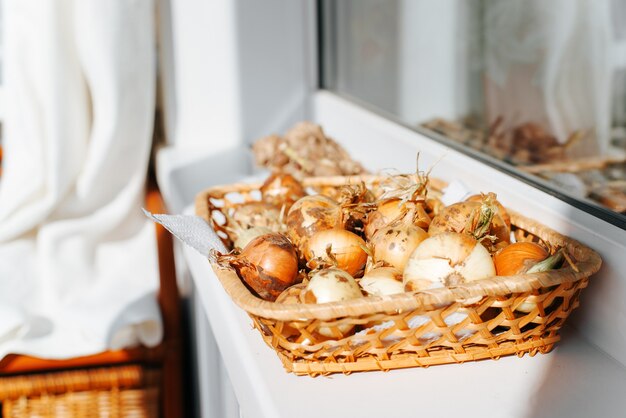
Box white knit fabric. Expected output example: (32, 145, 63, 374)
(0, 0, 162, 359)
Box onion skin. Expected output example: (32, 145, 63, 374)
(364, 200, 404, 240)
(275, 283, 307, 340)
(301, 268, 362, 338)
(364, 200, 430, 240)
(234, 233, 299, 301)
(231, 202, 281, 229)
(276, 283, 307, 304)
(304, 229, 368, 276)
(466, 194, 511, 229)
(285, 195, 343, 251)
(359, 267, 404, 296)
(260, 172, 306, 210)
(494, 242, 548, 276)
(428, 201, 510, 249)
(494, 242, 551, 313)
(403, 232, 495, 292)
(370, 220, 428, 272)
(233, 226, 273, 249)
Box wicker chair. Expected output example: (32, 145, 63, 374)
(0, 173, 184, 417)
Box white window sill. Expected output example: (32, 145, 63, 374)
(157, 92, 626, 418)
(183, 239, 626, 418)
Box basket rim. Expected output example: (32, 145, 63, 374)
(196, 175, 602, 322)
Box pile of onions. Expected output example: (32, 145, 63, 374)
(230, 233, 299, 301)
(218, 169, 570, 342)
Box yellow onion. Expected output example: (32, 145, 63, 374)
(403, 232, 495, 292)
(260, 172, 306, 210)
(232, 233, 299, 301)
(370, 209, 429, 272)
(285, 195, 343, 251)
(301, 268, 363, 338)
(425, 197, 444, 218)
(276, 283, 307, 304)
(428, 193, 510, 251)
(495, 243, 562, 313)
(231, 202, 282, 229)
(304, 229, 368, 276)
(233, 226, 273, 249)
(275, 283, 308, 340)
(365, 200, 430, 240)
(494, 242, 548, 276)
(466, 194, 511, 229)
(359, 267, 404, 297)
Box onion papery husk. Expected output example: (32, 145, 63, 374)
(403, 232, 496, 292)
(359, 267, 404, 297)
(304, 229, 368, 277)
(229, 201, 283, 230)
(285, 194, 344, 252)
(224, 210, 279, 249)
(260, 172, 306, 210)
(428, 192, 510, 253)
(370, 206, 430, 272)
(300, 268, 363, 339)
(466, 193, 511, 229)
(226, 233, 299, 302)
(335, 181, 377, 236)
(364, 199, 430, 240)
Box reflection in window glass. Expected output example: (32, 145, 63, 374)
(321, 0, 626, 221)
(0, 0, 3, 84)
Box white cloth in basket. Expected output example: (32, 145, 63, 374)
(0, 0, 162, 359)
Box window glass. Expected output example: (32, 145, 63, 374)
(320, 0, 626, 226)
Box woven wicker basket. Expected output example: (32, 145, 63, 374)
(0, 365, 159, 417)
(196, 175, 602, 376)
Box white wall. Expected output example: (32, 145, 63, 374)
(165, 0, 315, 153)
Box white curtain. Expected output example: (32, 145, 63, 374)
(0, 0, 162, 359)
(484, 0, 613, 156)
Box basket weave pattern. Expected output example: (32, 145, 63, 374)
(0, 365, 159, 417)
(196, 175, 601, 376)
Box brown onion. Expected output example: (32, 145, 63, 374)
(466, 194, 511, 229)
(370, 221, 428, 272)
(260, 172, 306, 210)
(231, 202, 281, 229)
(301, 268, 362, 338)
(403, 232, 495, 292)
(365, 200, 429, 240)
(232, 226, 273, 249)
(428, 194, 510, 251)
(359, 267, 404, 296)
(304, 229, 368, 276)
(285, 195, 343, 251)
(494, 242, 548, 276)
(232, 233, 299, 301)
